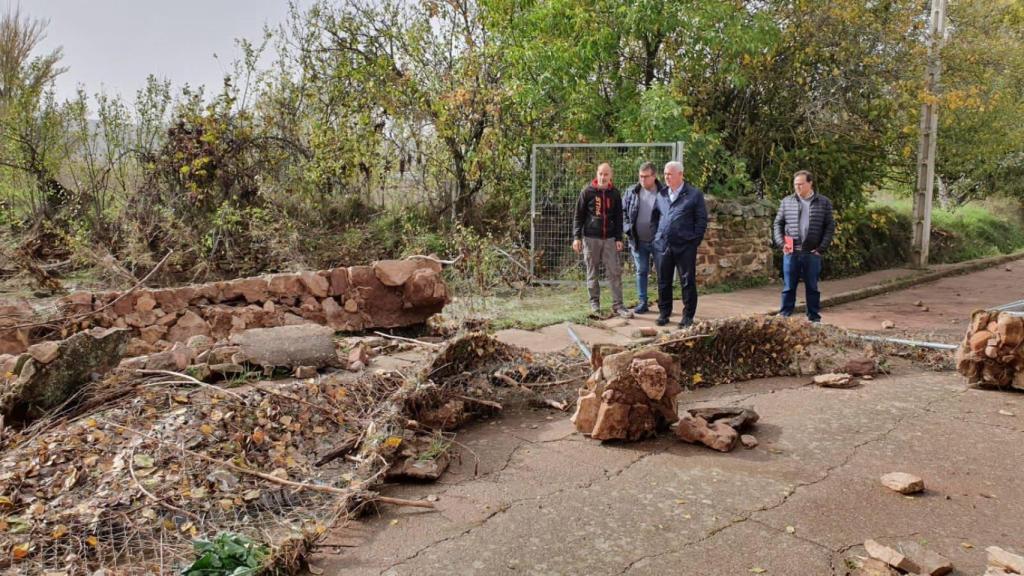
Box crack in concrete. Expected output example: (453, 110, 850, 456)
(378, 441, 660, 574)
(618, 381, 960, 575)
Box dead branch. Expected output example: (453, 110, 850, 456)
(128, 447, 201, 522)
(135, 368, 247, 401)
(373, 331, 441, 348)
(6, 250, 173, 331)
(101, 419, 436, 508)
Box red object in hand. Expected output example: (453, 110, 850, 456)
(784, 235, 794, 253)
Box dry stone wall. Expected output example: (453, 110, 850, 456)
(5, 257, 450, 356)
(696, 197, 775, 286)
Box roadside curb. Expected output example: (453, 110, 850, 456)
(792, 251, 1024, 314)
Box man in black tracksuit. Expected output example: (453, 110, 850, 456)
(572, 163, 630, 317)
(773, 169, 836, 322)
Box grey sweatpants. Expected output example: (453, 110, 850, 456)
(582, 237, 623, 310)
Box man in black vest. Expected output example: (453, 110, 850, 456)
(773, 170, 836, 322)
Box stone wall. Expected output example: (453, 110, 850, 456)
(0, 258, 448, 357)
(696, 197, 775, 286)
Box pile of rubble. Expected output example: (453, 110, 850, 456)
(0, 257, 448, 358)
(0, 329, 565, 574)
(956, 310, 1024, 390)
(570, 347, 681, 441)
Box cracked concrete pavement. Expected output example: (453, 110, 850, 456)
(312, 365, 1024, 576)
(311, 261, 1024, 575)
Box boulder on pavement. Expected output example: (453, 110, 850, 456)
(880, 472, 924, 495)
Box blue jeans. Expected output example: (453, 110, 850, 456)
(630, 240, 655, 304)
(780, 251, 822, 321)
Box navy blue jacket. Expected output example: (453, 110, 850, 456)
(623, 179, 663, 244)
(652, 182, 708, 251)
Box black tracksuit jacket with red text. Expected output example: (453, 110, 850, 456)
(572, 182, 624, 241)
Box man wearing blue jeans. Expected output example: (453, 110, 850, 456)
(773, 170, 836, 322)
(623, 162, 663, 313)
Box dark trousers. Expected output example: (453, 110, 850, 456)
(780, 251, 822, 321)
(657, 241, 698, 321)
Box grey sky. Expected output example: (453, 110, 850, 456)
(17, 1, 309, 102)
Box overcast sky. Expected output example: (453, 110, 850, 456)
(16, 0, 309, 102)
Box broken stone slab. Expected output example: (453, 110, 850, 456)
(850, 557, 899, 576)
(631, 357, 667, 400)
(987, 546, 1024, 574)
(674, 413, 739, 452)
(209, 363, 247, 378)
(813, 372, 857, 388)
(229, 325, 339, 369)
(27, 341, 60, 364)
(864, 540, 952, 576)
(880, 472, 924, 495)
(686, 406, 760, 431)
(294, 366, 318, 379)
(0, 328, 129, 420)
(843, 356, 878, 376)
(896, 541, 953, 576)
(864, 540, 917, 573)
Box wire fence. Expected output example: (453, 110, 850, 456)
(530, 143, 681, 282)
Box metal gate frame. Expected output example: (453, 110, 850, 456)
(529, 142, 684, 282)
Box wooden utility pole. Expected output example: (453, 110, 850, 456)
(911, 0, 949, 269)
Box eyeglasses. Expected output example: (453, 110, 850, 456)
(639, 174, 655, 179)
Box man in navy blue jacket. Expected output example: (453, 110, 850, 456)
(653, 161, 708, 328)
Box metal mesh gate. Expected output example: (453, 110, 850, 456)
(530, 143, 682, 281)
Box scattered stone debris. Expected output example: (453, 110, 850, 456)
(880, 472, 924, 494)
(631, 327, 659, 338)
(881, 320, 896, 329)
(740, 434, 758, 449)
(813, 372, 858, 388)
(986, 546, 1024, 575)
(914, 300, 924, 307)
(674, 413, 738, 451)
(863, 539, 953, 576)
(956, 310, 1024, 390)
(674, 406, 760, 452)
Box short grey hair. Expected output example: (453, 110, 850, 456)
(664, 161, 684, 174)
(639, 161, 655, 174)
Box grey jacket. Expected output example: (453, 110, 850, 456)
(773, 193, 836, 253)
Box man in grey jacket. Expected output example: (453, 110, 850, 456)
(772, 170, 836, 322)
(622, 162, 662, 313)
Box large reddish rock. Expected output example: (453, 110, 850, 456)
(221, 277, 269, 303)
(267, 273, 304, 297)
(374, 260, 421, 287)
(298, 271, 329, 298)
(404, 268, 448, 307)
(590, 401, 631, 441)
(0, 299, 35, 354)
(166, 310, 211, 343)
(152, 287, 193, 313)
(327, 267, 349, 296)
